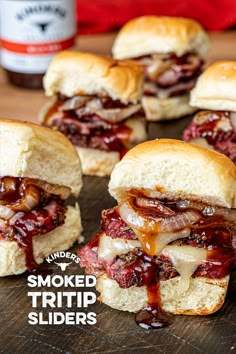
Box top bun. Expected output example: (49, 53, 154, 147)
(112, 16, 210, 59)
(43, 51, 143, 104)
(109, 139, 236, 208)
(190, 61, 236, 111)
(0, 119, 82, 196)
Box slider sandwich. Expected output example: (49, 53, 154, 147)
(183, 61, 236, 163)
(79, 139, 236, 329)
(112, 16, 210, 121)
(40, 51, 147, 176)
(0, 120, 82, 276)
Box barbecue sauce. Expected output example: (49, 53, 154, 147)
(0, 0, 76, 89)
(43, 99, 132, 158)
(135, 282, 174, 329)
(0, 177, 66, 270)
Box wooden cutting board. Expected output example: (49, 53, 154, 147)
(0, 116, 235, 354)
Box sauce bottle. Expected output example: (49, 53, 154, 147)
(0, 0, 76, 89)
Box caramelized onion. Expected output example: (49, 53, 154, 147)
(11, 185, 40, 212)
(0, 177, 17, 197)
(0, 205, 14, 220)
(136, 197, 175, 217)
(175, 199, 236, 223)
(230, 112, 236, 132)
(61, 94, 142, 123)
(60, 95, 91, 111)
(92, 104, 141, 123)
(119, 200, 201, 233)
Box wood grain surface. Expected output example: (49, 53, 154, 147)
(0, 31, 235, 354)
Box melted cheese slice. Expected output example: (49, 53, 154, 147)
(161, 245, 207, 294)
(98, 233, 141, 261)
(134, 228, 191, 256)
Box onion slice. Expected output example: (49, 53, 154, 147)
(175, 199, 236, 223)
(60, 95, 92, 111)
(10, 185, 40, 212)
(91, 104, 141, 123)
(136, 197, 175, 217)
(118, 199, 201, 233)
(230, 111, 236, 132)
(0, 205, 14, 220)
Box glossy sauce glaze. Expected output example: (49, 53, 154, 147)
(196, 112, 234, 145)
(135, 282, 174, 329)
(0, 177, 66, 270)
(43, 98, 133, 158)
(79, 198, 235, 329)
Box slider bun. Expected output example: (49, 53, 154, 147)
(75, 117, 147, 176)
(112, 16, 210, 59)
(109, 139, 236, 208)
(76, 147, 120, 177)
(0, 119, 82, 196)
(0, 206, 82, 276)
(97, 275, 229, 315)
(43, 51, 143, 104)
(142, 94, 197, 121)
(190, 61, 236, 111)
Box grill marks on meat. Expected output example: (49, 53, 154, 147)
(101, 207, 137, 240)
(79, 198, 235, 287)
(79, 197, 235, 329)
(0, 177, 66, 270)
(136, 53, 203, 98)
(183, 111, 236, 163)
(43, 95, 143, 155)
(107, 251, 158, 288)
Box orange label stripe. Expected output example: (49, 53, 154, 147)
(1, 36, 75, 55)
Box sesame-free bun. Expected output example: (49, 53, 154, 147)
(0, 119, 82, 196)
(109, 139, 236, 208)
(190, 61, 236, 111)
(43, 51, 144, 104)
(0, 206, 82, 276)
(142, 94, 197, 121)
(112, 16, 210, 59)
(97, 275, 229, 315)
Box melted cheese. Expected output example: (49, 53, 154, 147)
(134, 228, 191, 256)
(161, 245, 207, 293)
(98, 233, 141, 261)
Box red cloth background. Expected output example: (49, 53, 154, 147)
(76, 0, 236, 34)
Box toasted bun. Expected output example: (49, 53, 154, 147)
(0, 206, 82, 276)
(142, 94, 197, 121)
(43, 51, 143, 104)
(75, 117, 147, 176)
(109, 139, 236, 208)
(0, 119, 82, 196)
(190, 61, 236, 111)
(112, 16, 209, 59)
(97, 275, 229, 315)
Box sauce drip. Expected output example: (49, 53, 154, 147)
(0, 177, 66, 271)
(135, 282, 174, 329)
(79, 200, 236, 330)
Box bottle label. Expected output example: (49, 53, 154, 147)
(0, 0, 76, 73)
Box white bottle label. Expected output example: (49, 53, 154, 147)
(0, 0, 76, 73)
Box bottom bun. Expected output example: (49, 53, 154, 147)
(75, 147, 120, 177)
(97, 274, 229, 315)
(76, 117, 147, 176)
(142, 94, 197, 121)
(0, 205, 82, 276)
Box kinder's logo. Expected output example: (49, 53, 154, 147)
(46, 251, 80, 271)
(54, 262, 72, 271)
